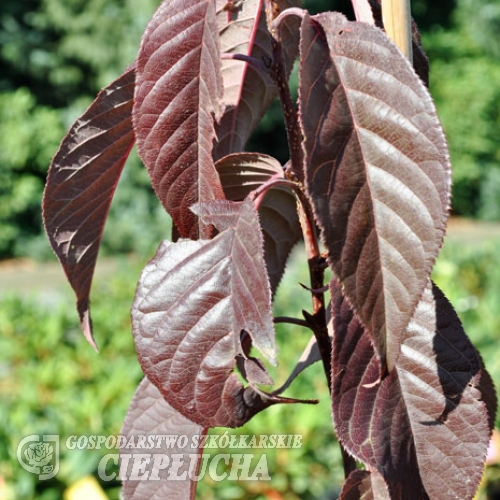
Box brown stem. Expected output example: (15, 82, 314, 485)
(269, 33, 304, 183)
(295, 187, 332, 391)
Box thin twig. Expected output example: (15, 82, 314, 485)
(273, 316, 311, 329)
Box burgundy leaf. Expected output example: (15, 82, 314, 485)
(132, 199, 278, 427)
(133, 0, 225, 239)
(121, 378, 206, 500)
(213, 0, 301, 159)
(299, 12, 451, 370)
(331, 280, 495, 499)
(338, 470, 391, 500)
(216, 153, 302, 294)
(42, 67, 135, 349)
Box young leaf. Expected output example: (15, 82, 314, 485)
(133, 0, 225, 239)
(42, 66, 135, 349)
(121, 378, 206, 500)
(331, 280, 496, 499)
(299, 12, 451, 370)
(132, 199, 278, 427)
(215, 153, 302, 293)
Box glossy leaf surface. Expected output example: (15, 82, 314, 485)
(300, 12, 451, 370)
(42, 67, 135, 349)
(132, 200, 277, 427)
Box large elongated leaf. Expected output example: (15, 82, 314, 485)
(42, 67, 135, 349)
(215, 153, 302, 293)
(331, 280, 496, 499)
(299, 12, 451, 370)
(133, 0, 225, 239)
(213, 0, 301, 159)
(121, 378, 206, 500)
(132, 199, 277, 427)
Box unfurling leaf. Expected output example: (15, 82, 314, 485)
(331, 280, 496, 500)
(42, 67, 135, 349)
(132, 199, 278, 427)
(215, 153, 302, 293)
(299, 12, 451, 370)
(133, 0, 225, 239)
(121, 378, 206, 500)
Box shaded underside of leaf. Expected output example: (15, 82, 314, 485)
(215, 153, 302, 294)
(299, 12, 451, 370)
(42, 66, 135, 349)
(121, 377, 206, 500)
(331, 280, 494, 499)
(133, 0, 225, 239)
(213, 0, 302, 160)
(214, 0, 275, 159)
(132, 200, 277, 427)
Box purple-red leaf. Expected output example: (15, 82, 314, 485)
(42, 67, 135, 349)
(338, 470, 391, 500)
(132, 199, 277, 427)
(121, 378, 206, 500)
(215, 153, 302, 293)
(299, 12, 451, 370)
(133, 0, 225, 239)
(331, 280, 496, 499)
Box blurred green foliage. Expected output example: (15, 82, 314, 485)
(0, 0, 161, 259)
(424, 0, 500, 218)
(1, 0, 500, 259)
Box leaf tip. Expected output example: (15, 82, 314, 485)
(78, 301, 99, 352)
